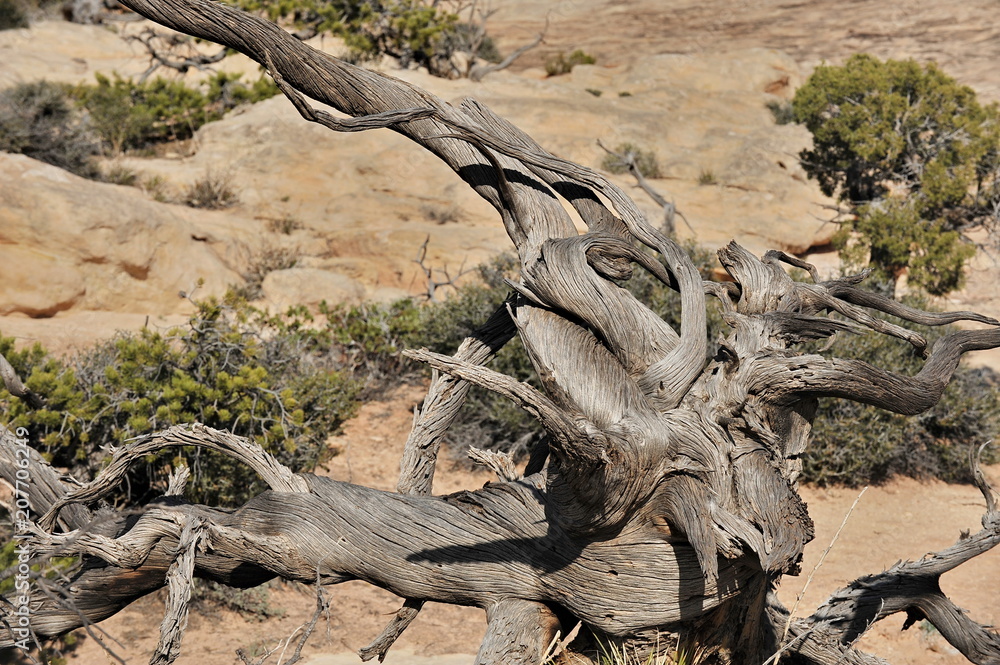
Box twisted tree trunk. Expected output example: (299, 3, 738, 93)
(3, 2, 1000, 663)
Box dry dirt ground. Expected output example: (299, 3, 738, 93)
(51, 385, 1000, 665)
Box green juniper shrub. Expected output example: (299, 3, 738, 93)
(793, 54, 1000, 295)
(309, 299, 422, 393)
(0, 80, 101, 177)
(204, 70, 280, 109)
(838, 197, 975, 297)
(224, 0, 494, 78)
(72, 73, 212, 152)
(0, 294, 361, 506)
(71, 71, 279, 154)
(0, 73, 276, 177)
(260, 251, 541, 461)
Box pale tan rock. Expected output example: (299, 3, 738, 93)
(260, 267, 366, 311)
(0, 153, 247, 315)
(0, 16, 877, 351)
(0, 245, 85, 317)
(0, 311, 189, 355)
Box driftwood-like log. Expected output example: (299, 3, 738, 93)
(3, 0, 1000, 663)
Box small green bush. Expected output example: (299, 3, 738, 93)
(225, 0, 495, 78)
(545, 49, 596, 76)
(320, 298, 425, 392)
(260, 253, 542, 459)
(601, 142, 661, 179)
(793, 54, 1000, 295)
(73, 74, 211, 152)
(0, 81, 100, 177)
(804, 303, 1000, 485)
(0, 295, 361, 505)
(204, 70, 280, 108)
(0, 73, 276, 177)
(0, 0, 29, 29)
(697, 168, 717, 185)
(72, 72, 279, 153)
(184, 169, 239, 209)
(838, 198, 975, 296)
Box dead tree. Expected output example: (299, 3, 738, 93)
(3, 0, 1000, 663)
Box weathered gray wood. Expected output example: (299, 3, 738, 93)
(396, 299, 517, 496)
(0, 424, 91, 532)
(4, 0, 1000, 661)
(0, 355, 45, 409)
(475, 599, 558, 665)
(38, 423, 308, 530)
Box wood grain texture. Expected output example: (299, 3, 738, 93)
(3, 0, 1000, 662)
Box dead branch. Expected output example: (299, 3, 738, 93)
(38, 423, 308, 531)
(0, 351, 45, 409)
(412, 235, 476, 302)
(468, 25, 547, 82)
(596, 139, 694, 237)
(4, 0, 1000, 662)
(124, 27, 228, 82)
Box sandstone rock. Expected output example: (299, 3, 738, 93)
(261, 267, 367, 311)
(0, 245, 85, 317)
(0, 18, 847, 351)
(0, 153, 247, 316)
